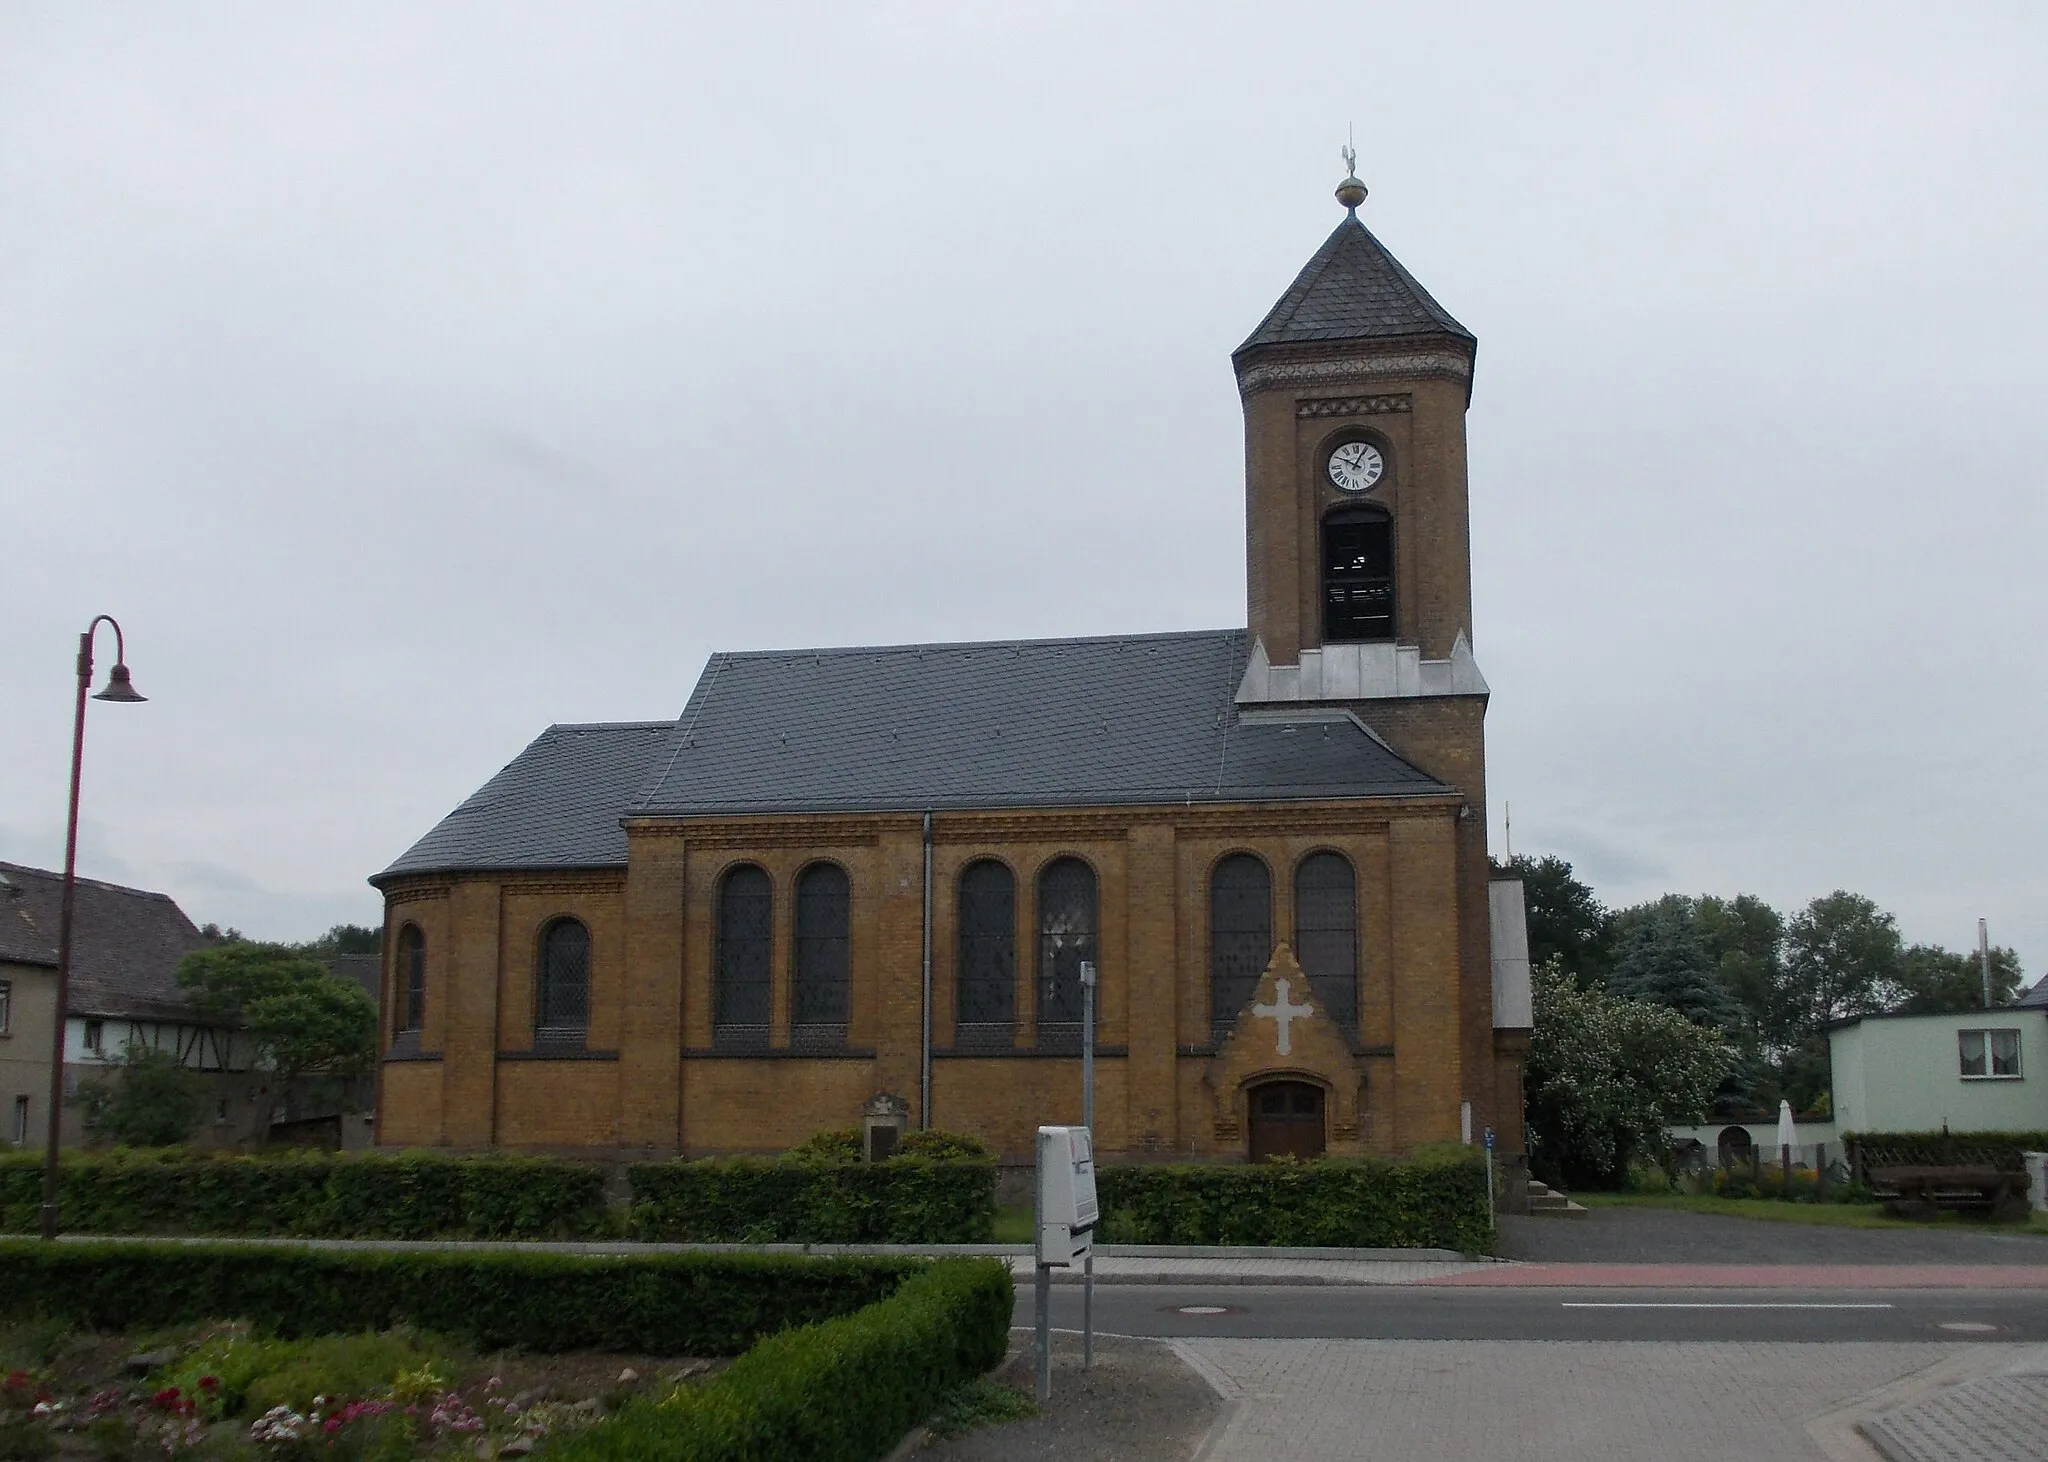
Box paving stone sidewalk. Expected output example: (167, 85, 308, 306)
(1861, 1350, 2048, 1462)
(1171, 1340, 2014, 1462)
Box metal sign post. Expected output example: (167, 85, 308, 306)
(1483, 1126, 1496, 1228)
(1080, 959, 1096, 1370)
(1033, 1126, 1051, 1403)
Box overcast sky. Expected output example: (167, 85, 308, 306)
(2, 3, 2042, 972)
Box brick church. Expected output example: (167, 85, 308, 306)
(371, 162, 1533, 1176)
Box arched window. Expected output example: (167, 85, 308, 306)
(1035, 857, 1097, 1049)
(1294, 852, 1358, 1034)
(1210, 854, 1272, 1040)
(715, 865, 772, 1048)
(1323, 504, 1394, 642)
(792, 863, 850, 1048)
(397, 924, 426, 1033)
(536, 918, 590, 1042)
(957, 860, 1016, 1049)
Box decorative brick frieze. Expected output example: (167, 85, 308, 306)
(1295, 393, 1412, 419)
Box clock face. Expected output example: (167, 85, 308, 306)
(1327, 440, 1385, 493)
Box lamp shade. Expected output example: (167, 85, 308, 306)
(92, 663, 146, 703)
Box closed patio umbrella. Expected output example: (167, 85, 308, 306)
(1777, 1098, 1797, 1187)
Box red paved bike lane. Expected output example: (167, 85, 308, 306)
(1426, 1263, 2048, 1288)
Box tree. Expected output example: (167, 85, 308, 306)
(1490, 855, 1613, 988)
(1608, 897, 1741, 1034)
(296, 924, 382, 956)
(1524, 961, 1734, 1189)
(1693, 894, 1784, 1050)
(75, 1042, 206, 1147)
(177, 941, 377, 1131)
(1775, 892, 1901, 1046)
(1883, 943, 2026, 1014)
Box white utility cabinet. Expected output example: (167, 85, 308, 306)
(1036, 1125, 1098, 1267)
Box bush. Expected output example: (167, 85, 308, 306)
(548, 1258, 1012, 1462)
(0, 1150, 608, 1240)
(0, 1241, 924, 1355)
(1627, 1163, 1672, 1195)
(628, 1155, 995, 1243)
(1096, 1151, 1491, 1252)
(74, 1044, 206, 1147)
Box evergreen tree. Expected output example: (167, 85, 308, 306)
(1609, 898, 1741, 1034)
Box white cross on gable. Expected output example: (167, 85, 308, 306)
(1251, 977, 1313, 1057)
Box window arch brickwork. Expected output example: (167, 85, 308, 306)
(1210, 853, 1273, 1040)
(1035, 857, 1097, 1052)
(536, 917, 590, 1045)
(792, 862, 850, 1050)
(1294, 851, 1358, 1035)
(956, 859, 1016, 1051)
(715, 865, 773, 1050)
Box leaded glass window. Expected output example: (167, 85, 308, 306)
(716, 865, 772, 1047)
(957, 860, 1015, 1048)
(1295, 852, 1358, 1035)
(398, 924, 426, 1033)
(1210, 854, 1272, 1039)
(537, 918, 589, 1039)
(793, 863, 850, 1045)
(1323, 505, 1394, 642)
(1035, 858, 1096, 1048)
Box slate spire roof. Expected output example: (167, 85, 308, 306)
(1235, 212, 1473, 355)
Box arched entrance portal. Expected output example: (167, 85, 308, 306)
(1248, 1081, 1326, 1162)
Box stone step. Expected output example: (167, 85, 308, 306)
(1523, 1180, 1589, 1218)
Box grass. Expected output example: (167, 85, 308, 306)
(1577, 1190, 2048, 1236)
(993, 1204, 1032, 1245)
(928, 1375, 1037, 1438)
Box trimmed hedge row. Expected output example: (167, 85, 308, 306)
(0, 1149, 609, 1239)
(551, 1258, 1013, 1462)
(627, 1157, 996, 1243)
(1845, 1131, 2048, 1174)
(0, 1240, 926, 1355)
(1098, 1152, 1492, 1251)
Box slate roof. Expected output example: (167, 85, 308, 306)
(0, 862, 213, 1021)
(372, 631, 1453, 881)
(374, 722, 675, 882)
(1236, 213, 1473, 354)
(2017, 974, 2048, 1009)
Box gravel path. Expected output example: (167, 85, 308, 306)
(913, 1334, 1219, 1462)
(1499, 1206, 2048, 1265)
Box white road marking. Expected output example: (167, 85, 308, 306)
(1562, 1302, 1896, 1310)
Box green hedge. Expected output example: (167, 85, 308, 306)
(627, 1156, 996, 1243)
(0, 1240, 927, 1355)
(0, 1149, 609, 1239)
(1845, 1131, 2048, 1174)
(549, 1258, 1013, 1462)
(1098, 1153, 1492, 1251)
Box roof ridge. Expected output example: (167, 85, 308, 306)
(713, 627, 1247, 662)
(0, 862, 178, 902)
(547, 720, 675, 733)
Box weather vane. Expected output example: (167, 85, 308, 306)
(1342, 124, 1357, 180)
(1336, 125, 1367, 211)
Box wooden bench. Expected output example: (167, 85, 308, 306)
(1869, 1164, 2033, 1222)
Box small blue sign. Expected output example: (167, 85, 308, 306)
(1483, 1127, 1495, 1151)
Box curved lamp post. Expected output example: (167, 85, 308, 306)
(41, 616, 146, 1240)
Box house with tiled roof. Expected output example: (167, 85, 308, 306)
(368, 165, 1535, 1198)
(0, 862, 264, 1149)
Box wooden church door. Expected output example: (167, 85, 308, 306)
(1248, 1081, 1326, 1162)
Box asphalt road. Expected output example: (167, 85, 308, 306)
(1019, 1283, 2048, 1342)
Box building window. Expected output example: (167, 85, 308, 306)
(1322, 504, 1394, 642)
(1294, 852, 1359, 1035)
(83, 1019, 104, 1054)
(1036, 858, 1097, 1048)
(1210, 854, 1272, 1040)
(957, 860, 1016, 1048)
(397, 924, 426, 1033)
(0, 980, 10, 1035)
(1959, 1028, 2022, 1079)
(11, 1095, 26, 1146)
(715, 865, 773, 1048)
(535, 918, 591, 1042)
(792, 863, 850, 1047)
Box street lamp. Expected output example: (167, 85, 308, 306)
(41, 616, 146, 1240)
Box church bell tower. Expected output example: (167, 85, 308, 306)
(1232, 157, 1486, 705)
